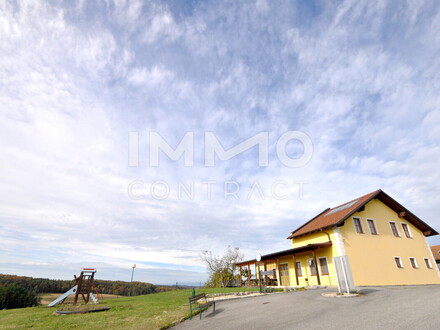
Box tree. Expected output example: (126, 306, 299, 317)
(201, 246, 244, 288)
(0, 284, 40, 309)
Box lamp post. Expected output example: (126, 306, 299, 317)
(129, 264, 136, 296)
(256, 252, 262, 293)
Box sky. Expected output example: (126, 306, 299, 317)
(1, 0, 440, 285)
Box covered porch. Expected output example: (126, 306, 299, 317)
(235, 241, 332, 287)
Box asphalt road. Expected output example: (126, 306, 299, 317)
(174, 286, 440, 329)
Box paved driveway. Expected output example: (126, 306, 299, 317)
(174, 286, 440, 329)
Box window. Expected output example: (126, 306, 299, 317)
(401, 223, 412, 238)
(353, 218, 364, 234)
(279, 264, 289, 277)
(424, 258, 433, 269)
(394, 257, 403, 268)
(309, 259, 317, 276)
(367, 219, 378, 235)
(319, 258, 329, 275)
(409, 257, 418, 269)
(295, 261, 302, 277)
(389, 222, 400, 237)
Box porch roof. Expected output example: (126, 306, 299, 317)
(236, 241, 332, 267)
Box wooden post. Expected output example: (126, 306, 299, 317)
(73, 274, 82, 305)
(248, 264, 251, 286)
(312, 250, 321, 285)
(257, 262, 261, 288)
(239, 266, 242, 287)
(292, 254, 299, 286)
(275, 258, 281, 286)
(264, 260, 267, 286)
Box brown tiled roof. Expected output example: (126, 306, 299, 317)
(430, 245, 440, 261)
(288, 189, 438, 239)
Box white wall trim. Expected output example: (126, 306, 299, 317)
(389, 221, 401, 238)
(333, 226, 346, 256)
(408, 257, 418, 269)
(352, 217, 365, 234)
(307, 258, 317, 276)
(295, 260, 303, 277)
(394, 256, 404, 268)
(366, 218, 379, 235)
(400, 222, 413, 238)
(318, 256, 330, 276)
(424, 258, 433, 269)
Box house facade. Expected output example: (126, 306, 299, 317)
(237, 190, 440, 287)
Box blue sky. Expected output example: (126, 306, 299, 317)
(1, 0, 440, 285)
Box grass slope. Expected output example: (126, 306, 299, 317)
(0, 288, 258, 329)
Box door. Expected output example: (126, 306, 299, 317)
(279, 263, 290, 286)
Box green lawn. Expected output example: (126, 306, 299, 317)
(0, 288, 259, 329)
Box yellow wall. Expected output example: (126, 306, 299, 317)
(339, 198, 440, 286)
(276, 249, 336, 287)
(273, 231, 342, 287)
(263, 197, 440, 287)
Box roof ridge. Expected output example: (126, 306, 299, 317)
(288, 189, 383, 239)
(288, 189, 438, 239)
(329, 189, 381, 210)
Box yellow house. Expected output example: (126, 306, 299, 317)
(236, 190, 440, 288)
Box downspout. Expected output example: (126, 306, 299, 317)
(320, 228, 331, 243)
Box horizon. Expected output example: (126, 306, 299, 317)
(0, 272, 200, 287)
(1, 0, 440, 284)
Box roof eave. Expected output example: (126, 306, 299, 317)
(287, 208, 331, 239)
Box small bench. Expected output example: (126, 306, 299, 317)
(189, 293, 216, 319)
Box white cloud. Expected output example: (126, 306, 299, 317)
(143, 9, 182, 44)
(1, 0, 440, 282)
(127, 65, 174, 87)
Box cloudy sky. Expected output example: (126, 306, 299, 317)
(1, 0, 439, 285)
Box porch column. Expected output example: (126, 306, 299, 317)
(257, 262, 261, 288)
(312, 250, 321, 285)
(239, 266, 242, 287)
(275, 258, 281, 286)
(292, 254, 299, 286)
(264, 260, 268, 285)
(247, 264, 251, 286)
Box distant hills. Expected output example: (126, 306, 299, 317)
(0, 274, 181, 296)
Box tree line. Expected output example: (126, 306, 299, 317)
(0, 274, 175, 297)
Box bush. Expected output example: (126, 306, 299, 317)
(0, 284, 40, 309)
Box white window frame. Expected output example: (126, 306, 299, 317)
(389, 221, 401, 237)
(366, 218, 379, 235)
(409, 257, 418, 269)
(318, 257, 329, 276)
(401, 222, 413, 238)
(394, 256, 404, 269)
(424, 258, 433, 269)
(295, 261, 303, 277)
(308, 258, 317, 276)
(353, 217, 364, 234)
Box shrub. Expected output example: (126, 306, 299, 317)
(0, 284, 40, 309)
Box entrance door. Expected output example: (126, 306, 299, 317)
(279, 263, 290, 286)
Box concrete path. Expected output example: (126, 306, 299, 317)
(174, 286, 440, 329)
